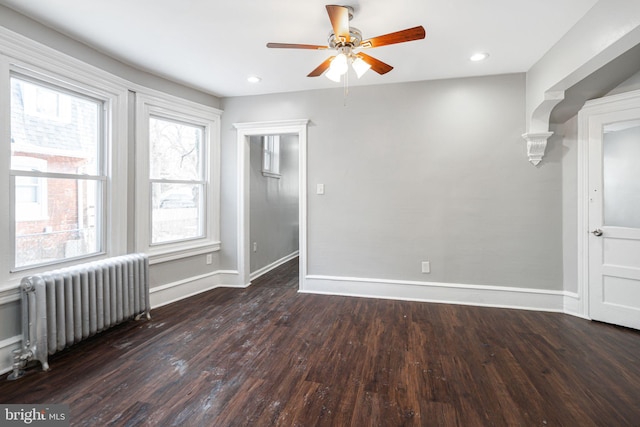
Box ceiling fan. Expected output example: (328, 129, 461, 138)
(267, 5, 426, 82)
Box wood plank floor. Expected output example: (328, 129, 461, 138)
(2, 257, 639, 426)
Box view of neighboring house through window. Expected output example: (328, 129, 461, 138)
(10, 76, 103, 269)
(149, 116, 205, 244)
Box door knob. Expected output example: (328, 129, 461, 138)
(591, 229, 603, 237)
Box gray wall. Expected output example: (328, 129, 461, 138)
(249, 135, 299, 274)
(222, 73, 564, 290)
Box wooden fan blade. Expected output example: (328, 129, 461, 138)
(360, 26, 426, 49)
(308, 56, 335, 77)
(267, 42, 329, 50)
(326, 5, 350, 43)
(356, 52, 393, 75)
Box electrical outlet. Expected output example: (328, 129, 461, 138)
(253, 242, 258, 252)
(206, 254, 212, 265)
(421, 261, 430, 273)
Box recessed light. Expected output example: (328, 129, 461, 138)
(247, 76, 261, 83)
(470, 52, 489, 62)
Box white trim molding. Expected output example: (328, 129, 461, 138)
(0, 335, 22, 375)
(149, 269, 243, 309)
(562, 291, 588, 320)
(134, 91, 222, 263)
(303, 275, 569, 313)
(233, 119, 309, 290)
(0, 26, 129, 291)
(0, 285, 20, 305)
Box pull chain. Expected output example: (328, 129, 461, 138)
(343, 70, 349, 106)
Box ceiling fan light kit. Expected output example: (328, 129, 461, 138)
(330, 51, 349, 75)
(267, 4, 426, 83)
(351, 57, 371, 78)
(325, 46, 370, 81)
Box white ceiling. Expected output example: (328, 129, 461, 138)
(0, 0, 599, 98)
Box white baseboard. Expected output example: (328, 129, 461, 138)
(250, 251, 299, 281)
(150, 269, 243, 309)
(302, 275, 568, 313)
(0, 335, 22, 375)
(562, 291, 590, 319)
(0, 285, 20, 305)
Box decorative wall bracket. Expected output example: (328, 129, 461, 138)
(521, 131, 553, 166)
(523, 89, 563, 166)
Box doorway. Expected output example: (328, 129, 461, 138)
(579, 90, 640, 330)
(233, 120, 308, 289)
(249, 134, 300, 279)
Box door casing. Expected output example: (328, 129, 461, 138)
(234, 119, 309, 289)
(577, 88, 640, 326)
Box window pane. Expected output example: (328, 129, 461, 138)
(262, 135, 280, 175)
(603, 121, 640, 228)
(149, 117, 203, 181)
(263, 151, 272, 172)
(10, 77, 101, 175)
(16, 176, 40, 203)
(14, 178, 101, 268)
(151, 183, 203, 244)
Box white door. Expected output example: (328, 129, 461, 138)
(588, 106, 640, 330)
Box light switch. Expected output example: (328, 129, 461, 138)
(317, 184, 325, 195)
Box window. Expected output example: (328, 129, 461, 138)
(262, 135, 281, 178)
(150, 117, 204, 244)
(136, 93, 221, 262)
(10, 76, 104, 270)
(0, 30, 128, 283)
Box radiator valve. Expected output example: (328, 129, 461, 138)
(6, 348, 31, 381)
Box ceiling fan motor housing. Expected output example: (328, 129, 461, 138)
(328, 27, 362, 49)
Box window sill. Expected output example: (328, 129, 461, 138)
(148, 241, 221, 265)
(262, 171, 281, 179)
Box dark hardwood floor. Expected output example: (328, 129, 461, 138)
(1, 258, 639, 426)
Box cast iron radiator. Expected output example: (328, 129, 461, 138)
(7, 253, 150, 380)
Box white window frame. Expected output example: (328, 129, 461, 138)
(135, 92, 221, 264)
(0, 27, 129, 288)
(10, 75, 106, 271)
(262, 135, 281, 178)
